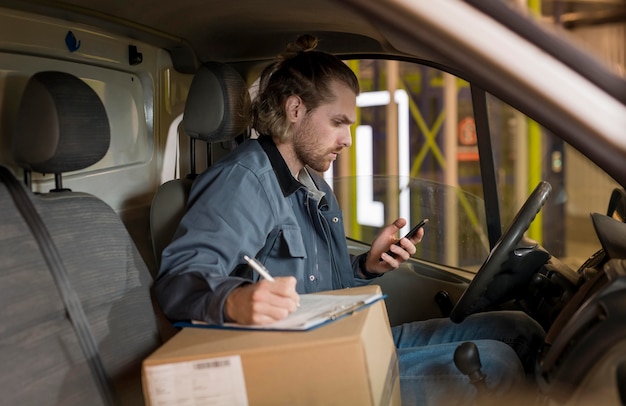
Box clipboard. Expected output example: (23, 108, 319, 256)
(175, 291, 385, 332)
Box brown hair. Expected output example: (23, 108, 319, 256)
(252, 34, 360, 142)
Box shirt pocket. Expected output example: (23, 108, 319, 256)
(280, 226, 307, 259)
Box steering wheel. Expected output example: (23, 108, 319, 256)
(449, 181, 552, 323)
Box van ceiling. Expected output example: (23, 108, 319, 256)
(1, 0, 413, 72)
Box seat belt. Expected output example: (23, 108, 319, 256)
(0, 166, 117, 406)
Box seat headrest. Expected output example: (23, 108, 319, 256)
(13, 71, 110, 174)
(183, 62, 250, 143)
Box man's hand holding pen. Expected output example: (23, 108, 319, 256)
(224, 256, 300, 325)
(225, 276, 300, 325)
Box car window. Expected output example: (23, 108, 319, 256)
(0, 58, 154, 211)
(326, 59, 615, 273)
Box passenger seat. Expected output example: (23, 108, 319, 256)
(150, 61, 250, 271)
(0, 71, 161, 405)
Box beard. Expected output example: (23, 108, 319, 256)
(292, 114, 339, 173)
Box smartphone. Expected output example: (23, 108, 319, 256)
(385, 218, 429, 258)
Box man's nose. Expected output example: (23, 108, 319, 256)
(340, 127, 352, 148)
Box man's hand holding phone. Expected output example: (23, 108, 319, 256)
(385, 218, 428, 258)
(359, 217, 427, 278)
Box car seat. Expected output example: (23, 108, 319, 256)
(150, 61, 250, 271)
(0, 71, 161, 405)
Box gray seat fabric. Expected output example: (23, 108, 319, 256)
(150, 62, 250, 270)
(150, 176, 194, 271)
(0, 71, 161, 405)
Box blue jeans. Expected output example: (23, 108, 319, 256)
(392, 311, 545, 405)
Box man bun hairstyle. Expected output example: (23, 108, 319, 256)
(252, 34, 360, 142)
(280, 34, 319, 60)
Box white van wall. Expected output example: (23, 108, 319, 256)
(0, 7, 192, 275)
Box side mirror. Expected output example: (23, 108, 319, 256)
(607, 188, 626, 223)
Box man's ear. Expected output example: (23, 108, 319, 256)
(285, 95, 304, 123)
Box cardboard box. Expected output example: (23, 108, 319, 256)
(142, 285, 400, 405)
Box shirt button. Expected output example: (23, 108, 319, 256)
(332, 217, 339, 223)
(309, 275, 316, 281)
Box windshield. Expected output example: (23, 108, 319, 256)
(322, 58, 614, 275)
(330, 176, 489, 272)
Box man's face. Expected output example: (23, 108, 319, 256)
(291, 81, 357, 173)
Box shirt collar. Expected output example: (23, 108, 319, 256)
(257, 135, 302, 197)
(299, 167, 328, 208)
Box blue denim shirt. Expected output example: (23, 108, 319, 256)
(155, 135, 368, 324)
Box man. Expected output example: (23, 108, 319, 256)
(155, 35, 544, 405)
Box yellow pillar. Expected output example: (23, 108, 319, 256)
(527, 0, 543, 243)
(386, 60, 400, 225)
(344, 60, 361, 240)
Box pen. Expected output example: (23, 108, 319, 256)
(244, 255, 275, 282)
